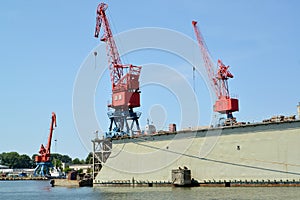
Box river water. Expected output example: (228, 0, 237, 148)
(1, 180, 300, 200)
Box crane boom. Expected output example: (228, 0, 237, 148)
(45, 112, 57, 154)
(94, 2, 141, 109)
(192, 21, 239, 118)
(94, 2, 123, 90)
(192, 21, 219, 97)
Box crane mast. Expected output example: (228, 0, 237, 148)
(94, 3, 142, 137)
(192, 21, 239, 120)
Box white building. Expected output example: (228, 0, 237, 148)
(69, 164, 92, 174)
(0, 164, 9, 169)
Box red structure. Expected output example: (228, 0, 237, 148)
(192, 21, 239, 119)
(34, 112, 57, 176)
(94, 3, 142, 136)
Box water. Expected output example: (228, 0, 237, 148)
(1, 180, 300, 200)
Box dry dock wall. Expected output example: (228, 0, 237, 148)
(94, 121, 300, 185)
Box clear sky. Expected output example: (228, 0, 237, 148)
(1, 0, 299, 159)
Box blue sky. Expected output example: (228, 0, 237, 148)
(1, 0, 299, 159)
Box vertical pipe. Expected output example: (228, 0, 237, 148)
(297, 102, 300, 119)
(92, 139, 95, 180)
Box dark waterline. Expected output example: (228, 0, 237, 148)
(1, 180, 300, 200)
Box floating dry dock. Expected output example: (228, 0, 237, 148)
(93, 119, 300, 187)
(95, 180, 300, 187)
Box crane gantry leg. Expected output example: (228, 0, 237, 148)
(107, 108, 141, 137)
(33, 161, 53, 177)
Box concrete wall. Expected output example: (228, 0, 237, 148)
(95, 121, 300, 183)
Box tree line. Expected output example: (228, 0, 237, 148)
(0, 152, 93, 169)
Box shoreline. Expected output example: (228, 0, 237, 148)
(0, 177, 48, 181)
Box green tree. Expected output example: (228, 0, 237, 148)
(19, 154, 33, 168)
(2, 152, 19, 168)
(61, 154, 72, 163)
(85, 152, 93, 164)
(72, 158, 84, 164)
(0, 152, 75, 169)
(31, 154, 38, 168)
(51, 153, 72, 163)
(63, 166, 72, 174)
(52, 158, 62, 169)
(0, 152, 33, 168)
(86, 167, 92, 174)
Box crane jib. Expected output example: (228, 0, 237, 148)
(192, 20, 239, 118)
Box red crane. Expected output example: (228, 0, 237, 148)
(192, 21, 239, 119)
(94, 3, 142, 136)
(34, 112, 57, 176)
